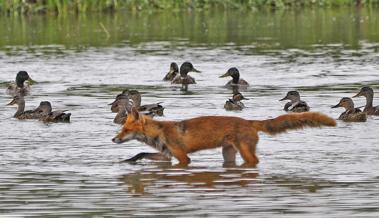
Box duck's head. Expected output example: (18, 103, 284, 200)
(220, 67, 240, 82)
(36, 101, 53, 114)
(353, 86, 373, 98)
(232, 92, 248, 101)
(127, 90, 142, 107)
(170, 62, 179, 73)
(16, 71, 35, 88)
(180, 62, 200, 76)
(6, 95, 24, 106)
(332, 97, 354, 109)
(109, 93, 128, 112)
(280, 91, 301, 102)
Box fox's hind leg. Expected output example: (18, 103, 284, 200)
(222, 144, 237, 167)
(237, 137, 259, 167)
(122, 152, 171, 162)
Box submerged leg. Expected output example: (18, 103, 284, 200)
(122, 152, 171, 162)
(222, 144, 237, 167)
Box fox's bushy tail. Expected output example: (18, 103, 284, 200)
(251, 112, 336, 135)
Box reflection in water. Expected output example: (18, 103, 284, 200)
(120, 165, 259, 195)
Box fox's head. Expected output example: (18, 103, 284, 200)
(112, 107, 146, 144)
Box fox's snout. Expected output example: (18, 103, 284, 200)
(112, 137, 122, 144)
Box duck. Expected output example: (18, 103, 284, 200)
(6, 95, 42, 119)
(220, 67, 249, 88)
(6, 71, 35, 97)
(352, 86, 379, 116)
(332, 97, 367, 122)
(127, 90, 164, 117)
(109, 94, 130, 124)
(109, 90, 164, 124)
(37, 101, 71, 123)
(280, 91, 310, 112)
(172, 62, 200, 91)
(163, 62, 179, 81)
(224, 92, 248, 111)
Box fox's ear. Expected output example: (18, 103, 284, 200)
(131, 107, 140, 120)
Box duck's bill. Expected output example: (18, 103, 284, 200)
(6, 99, 16, 106)
(352, 92, 361, 98)
(279, 96, 288, 101)
(331, 103, 341, 108)
(108, 100, 116, 105)
(28, 78, 37, 85)
(219, 72, 230, 78)
(192, 68, 201, 73)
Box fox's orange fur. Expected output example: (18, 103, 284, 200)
(112, 108, 336, 167)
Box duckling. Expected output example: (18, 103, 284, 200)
(6, 71, 35, 96)
(332, 97, 367, 122)
(280, 91, 310, 112)
(128, 90, 164, 117)
(6, 95, 41, 119)
(163, 62, 179, 81)
(352, 86, 379, 116)
(172, 62, 200, 91)
(220, 67, 249, 88)
(37, 101, 71, 123)
(224, 92, 248, 111)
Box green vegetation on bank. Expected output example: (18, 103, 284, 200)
(0, 0, 379, 14)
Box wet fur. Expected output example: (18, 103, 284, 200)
(113, 110, 336, 167)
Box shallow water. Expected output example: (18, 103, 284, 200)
(1, 8, 379, 217)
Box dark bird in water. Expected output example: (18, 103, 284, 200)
(332, 97, 367, 122)
(36, 101, 71, 123)
(6, 71, 35, 97)
(352, 86, 379, 116)
(7, 95, 42, 119)
(220, 67, 249, 88)
(280, 91, 310, 113)
(163, 62, 179, 81)
(172, 62, 201, 91)
(109, 90, 164, 124)
(224, 92, 248, 111)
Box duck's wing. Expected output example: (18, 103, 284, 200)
(139, 103, 164, 117)
(186, 75, 196, 84)
(283, 102, 292, 111)
(171, 75, 182, 84)
(48, 110, 71, 122)
(238, 79, 250, 86)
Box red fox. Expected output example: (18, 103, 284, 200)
(112, 108, 336, 167)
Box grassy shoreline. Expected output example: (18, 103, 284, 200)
(0, 0, 379, 14)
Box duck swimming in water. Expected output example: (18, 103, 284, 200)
(220, 67, 249, 88)
(163, 62, 179, 81)
(6, 71, 35, 96)
(332, 97, 367, 122)
(280, 91, 310, 112)
(352, 86, 379, 116)
(224, 92, 248, 111)
(109, 90, 164, 124)
(37, 101, 71, 123)
(172, 62, 200, 91)
(6, 95, 42, 119)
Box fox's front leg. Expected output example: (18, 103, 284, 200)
(122, 152, 171, 162)
(166, 144, 191, 166)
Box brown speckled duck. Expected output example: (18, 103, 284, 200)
(6, 95, 41, 119)
(172, 62, 200, 91)
(224, 92, 248, 111)
(37, 101, 71, 123)
(332, 97, 367, 122)
(6, 71, 35, 97)
(163, 62, 179, 81)
(220, 67, 249, 88)
(280, 91, 310, 113)
(109, 90, 164, 124)
(352, 86, 379, 116)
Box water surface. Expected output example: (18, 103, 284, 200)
(1, 7, 379, 217)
